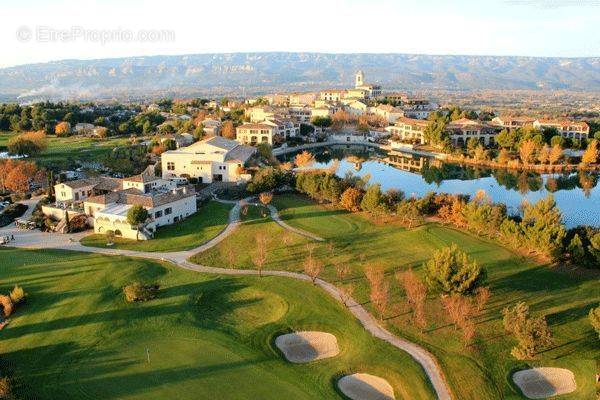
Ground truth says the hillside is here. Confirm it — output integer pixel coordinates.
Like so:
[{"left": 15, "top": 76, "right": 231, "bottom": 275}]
[{"left": 1, "top": 52, "right": 599, "bottom": 101}]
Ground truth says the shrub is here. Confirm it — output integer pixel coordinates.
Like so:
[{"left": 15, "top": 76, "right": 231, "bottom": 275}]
[
  {"left": 0, "top": 295, "right": 13, "bottom": 317},
  {"left": 0, "top": 376, "right": 11, "bottom": 399},
  {"left": 123, "top": 282, "right": 159, "bottom": 302},
  {"left": 502, "top": 302, "right": 553, "bottom": 360},
  {"left": 340, "top": 187, "right": 363, "bottom": 212},
  {"left": 9, "top": 285, "right": 26, "bottom": 305}
]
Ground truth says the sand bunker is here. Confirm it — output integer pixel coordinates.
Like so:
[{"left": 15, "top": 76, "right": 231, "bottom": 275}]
[
  {"left": 275, "top": 331, "right": 339, "bottom": 363},
  {"left": 512, "top": 367, "right": 577, "bottom": 399},
  {"left": 338, "top": 373, "right": 395, "bottom": 400}
]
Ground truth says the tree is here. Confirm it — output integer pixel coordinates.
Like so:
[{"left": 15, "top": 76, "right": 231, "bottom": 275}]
[
  {"left": 360, "top": 183, "right": 383, "bottom": 214},
  {"left": 521, "top": 195, "right": 566, "bottom": 260},
  {"left": 339, "top": 284, "right": 354, "bottom": 308},
  {"left": 251, "top": 232, "right": 268, "bottom": 277},
  {"left": 126, "top": 205, "right": 149, "bottom": 241},
  {"left": 397, "top": 200, "right": 423, "bottom": 228},
  {"left": 123, "top": 282, "right": 158, "bottom": 302},
  {"left": 397, "top": 268, "right": 428, "bottom": 329},
  {"left": 475, "top": 286, "right": 491, "bottom": 313},
  {"left": 340, "top": 187, "right": 363, "bottom": 212},
  {"left": 548, "top": 144, "right": 563, "bottom": 165},
  {"left": 567, "top": 234, "right": 585, "bottom": 264},
  {"left": 221, "top": 121, "right": 235, "bottom": 139},
  {"left": 424, "top": 244, "right": 485, "bottom": 295},
  {"left": 7, "top": 131, "right": 47, "bottom": 155},
  {"left": 311, "top": 116, "right": 332, "bottom": 128},
  {"left": 9, "top": 285, "right": 26, "bottom": 305},
  {"left": 519, "top": 139, "right": 538, "bottom": 165},
  {"left": 496, "top": 129, "right": 519, "bottom": 150},
  {"left": 502, "top": 302, "right": 553, "bottom": 359},
  {"left": 294, "top": 151, "right": 315, "bottom": 167},
  {"left": 365, "top": 265, "right": 389, "bottom": 320},
  {"left": 258, "top": 192, "right": 273, "bottom": 206},
  {"left": 581, "top": 139, "right": 599, "bottom": 165},
  {"left": 589, "top": 306, "right": 600, "bottom": 339},
  {"left": 537, "top": 144, "right": 550, "bottom": 164},
  {"left": 105, "top": 230, "right": 115, "bottom": 245},
  {"left": 335, "top": 261, "right": 350, "bottom": 282},
  {"left": 303, "top": 248, "right": 323, "bottom": 284},
  {"left": 55, "top": 121, "right": 71, "bottom": 136}
]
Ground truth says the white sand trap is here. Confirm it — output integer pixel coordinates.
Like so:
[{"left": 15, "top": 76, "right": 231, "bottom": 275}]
[
  {"left": 338, "top": 373, "right": 395, "bottom": 400},
  {"left": 275, "top": 331, "right": 339, "bottom": 363},
  {"left": 512, "top": 368, "right": 577, "bottom": 399}
]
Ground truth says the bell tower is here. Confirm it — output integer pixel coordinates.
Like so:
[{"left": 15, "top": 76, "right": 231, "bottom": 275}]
[{"left": 355, "top": 70, "right": 364, "bottom": 88}]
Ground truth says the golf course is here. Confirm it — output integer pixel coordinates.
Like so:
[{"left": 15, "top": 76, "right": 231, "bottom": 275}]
[
  {"left": 191, "top": 193, "right": 599, "bottom": 400},
  {"left": 0, "top": 247, "right": 437, "bottom": 399}
]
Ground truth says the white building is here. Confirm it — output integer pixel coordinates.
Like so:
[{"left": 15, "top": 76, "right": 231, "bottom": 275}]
[
  {"left": 236, "top": 123, "right": 278, "bottom": 145},
  {"left": 201, "top": 118, "right": 222, "bottom": 136},
  {"left": 353, "top": 71, "right": 382, "bottom": 99},
  {"left": 50, "top": 173, "right": 196, "bottom": 240},
  {"left": 532, "top": 119, "right": 590, "bottom": 140},
  {"left": 346, "top": 100, "right": 368, "bottom": 117},
  {"left": 372, "top": 104, "right": 404, "bottom": 123},
  {"left": 162, "top": 136, "right": 256, "bottom": 183},
  {"left": 385, "top": 117, "right": 429, "bottom": 144}
]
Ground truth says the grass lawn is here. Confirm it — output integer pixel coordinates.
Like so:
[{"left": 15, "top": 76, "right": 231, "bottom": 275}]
[
  {"left": 191, "top": 192, "right": 599, "bottom": 400},
  {"left": 80, "top": 201, "right": 233, "bottom": 252},
  {"left": 0, "top": 132, "right": 130, "bottom": 169},
  {"left": 0, "top": 247, "right": 437, "bottom": 399}
]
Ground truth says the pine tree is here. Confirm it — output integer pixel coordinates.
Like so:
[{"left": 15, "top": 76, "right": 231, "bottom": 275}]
[
  {"left": 567, "top": 234, "right": 585, "bottom": 264},
  {"left": 502, "top": 302, "right": 553, "bottom": 360},
  {"left": 360, "top": 184, "right": 383, "bottom": 214},
  {"left": 589, "top": 306, "right": 600, "bottom": 339},
  {"left": 424, "top": 244, "right": 485, "bottom": 295}
]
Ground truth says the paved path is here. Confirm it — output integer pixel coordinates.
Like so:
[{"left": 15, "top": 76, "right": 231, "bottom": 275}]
[
  {"left": 266, "top": 204, "right": 325, "bottom": 241},
  {"left": 0, "top": 197, "right": 452, "bottom": 400}
]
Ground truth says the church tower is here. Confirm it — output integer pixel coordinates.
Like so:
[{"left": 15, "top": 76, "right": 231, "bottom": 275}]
[{"left": 355, "top": 70, "right": 364, "bottom": 88}]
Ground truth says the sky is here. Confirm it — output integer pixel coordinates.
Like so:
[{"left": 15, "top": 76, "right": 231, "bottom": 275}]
[{"left": 0, "top": 0, "right": 599, "bottom": 68}]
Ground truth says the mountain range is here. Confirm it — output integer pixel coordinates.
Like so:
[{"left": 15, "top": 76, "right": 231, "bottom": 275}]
[{"left": 1, "top": 52, "right": 599, "bottom": 102}]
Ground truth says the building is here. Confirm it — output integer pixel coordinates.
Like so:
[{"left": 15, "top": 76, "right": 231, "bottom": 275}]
[
  {"left": 236, "top": 123, "right": 278, "bottom": 145},
  {"left": 288, "top": 106, "right": 312, "bottom": 123},
  {"left": 319, "top": 90, "right": 345, "bottom": 102},
  {"left": 491, "top": 116, "right": 537, "bottom": 129},
  {"left": 353, "top": 71, "right": 382, "bottom": 99},
  {"left": 201, "top": 118, "right": 222, "bottom": 136},
  {"left": 372, "top": 104, "right": 404, "bottom": 123},
  {"left": 445, "top": 118, "right": 499, "bottom": 147},
  {"left": 289, "top": 92, "right": 317, "bottom": 106},
  {"left": 162, "top": 136, "right": 256, "bottom": 183},
  {"left": 49, "top": 173, "right": 196, "bottom": 240},
  {"left": 263, "top": 118, "right": 300, "bottom": 138},
  {"left": 74, "top": 123, "right": 96, "bottom": 135},
  {"left": 532, "top": 120, "right": 590, "bottom": 140},
  {"left": 385, "top": 117, "right": 429, "bottom": 144},
  {"left": 346, "top": 100, "right": 368, "bottom": 116}
]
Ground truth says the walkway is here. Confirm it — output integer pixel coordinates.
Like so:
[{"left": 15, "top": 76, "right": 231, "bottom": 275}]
[{"left": 0, "top": 196, "right": 452, "bottom": 400}]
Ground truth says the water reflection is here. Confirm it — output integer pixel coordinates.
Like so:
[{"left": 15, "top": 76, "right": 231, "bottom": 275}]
[{"left": 280, "top": 145, "right": 600, "bottom": 228}]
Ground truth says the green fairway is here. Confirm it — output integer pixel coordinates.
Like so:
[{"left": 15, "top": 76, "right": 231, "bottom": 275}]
[
  {"left": 81, "top": 201, "right": 233, "bottom": 252},
  {"left": 0, "top": 132, "right": 129, "bottom": 169},
  {"left": 191, "top": 192, "right": 599, "bottom": 400},
  {"left": 0, "top": 247, "right": 437, "bottom": 399}
]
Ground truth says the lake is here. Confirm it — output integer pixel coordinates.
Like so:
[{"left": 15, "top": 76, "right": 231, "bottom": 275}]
[{"left": 279, "top": 145, "right": 600, "bottom": 228}]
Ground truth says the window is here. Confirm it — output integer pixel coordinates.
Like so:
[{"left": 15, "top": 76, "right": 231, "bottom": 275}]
[
  {"left": 165, "top": 207, "right": 172, "bottom": 215},
  {"left": 155, "top": 210, "right": 163, "bottom": 218},
  {"left": 167, "top": 162, "right": 175, "bottom": 171}
]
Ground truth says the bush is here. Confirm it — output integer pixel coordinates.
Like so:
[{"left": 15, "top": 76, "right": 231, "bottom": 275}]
[
  {"left": 123, "top": 282, "right": 159, "bottom": 302},
  {"left": 67, "top": 214, "right": 88, "bottom": 233},
  {"left": 0, "top": 295, "right": 13, "bottom": 317},
  {"left": 9, "top": 285, "right": 26, "bottom": 305},
  {"left": 0, "top": 376, "right": 11, "bottom": 399},
  {"left": 247, "top": 167, "right": 292, "bottom": 193}
]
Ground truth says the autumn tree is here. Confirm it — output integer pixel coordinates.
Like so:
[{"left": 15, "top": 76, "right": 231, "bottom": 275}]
[
  {"left": 55, "top": 121, "right": 72, "bottom": 136},
  {"left": 441, "top": 294, "right": 477, "bottom": 346},
  {"left": 496, "top": 148, "right": 511, "bottom": 164},
  {"left": 474, "top": 286, "right": 491, "bottom": 313},
  {"left": 221, "top": 244, "right": 236, "bottom": 267},
  {"left": 259, "top": 192, "right": 273, "bottom": 207},
  {"left": 294, "top": 150, "right": 315, "bottom": 167},
  {"left": 548, "top": 144, "right": 563, "bottom": 165},
  {"left": 397, "top": 268, "right": 428, "bottom": 329},
  {"left": 519, "top": 139, "right": 538, "bottom": 165},
  {"left": 502, "top": 302, "right": 553, "bottom": 360},
  {"left": 339, "top": 284, "right": 354, "bottom": 308},
  {"left": 424, "top": 244, "right": 485, "bottom": 295},
  {"left": 581, "top": 139, "right": 599, "bottom": 165},
  {"left": 537, "top": 144, "right": 551, "bottom": 164},
  {"left": 340, "top": 187, "right": 363, "bottom": 212},
  {"left": 303, "top": 250, "right": 324, "bottom": 284},
  {"left": 251, "top": 232, "right": 268, "bottom": 277},
  {"left": 221, "top": 121, "right": 235, "bottom": 139},
  {"left": 335, "top": 261, "right": 350, "bottom": 282}
]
